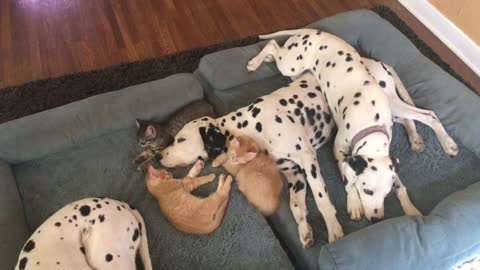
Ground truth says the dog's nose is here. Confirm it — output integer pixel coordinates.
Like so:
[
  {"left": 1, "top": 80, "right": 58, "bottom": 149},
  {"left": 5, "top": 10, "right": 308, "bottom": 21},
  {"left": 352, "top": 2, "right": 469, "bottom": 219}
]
[
  {"left": 153, "top": 153, "right": 162, "bottom": 162},
  {"left": 370, "top": 217, "right": 383, "bottom": 224}
]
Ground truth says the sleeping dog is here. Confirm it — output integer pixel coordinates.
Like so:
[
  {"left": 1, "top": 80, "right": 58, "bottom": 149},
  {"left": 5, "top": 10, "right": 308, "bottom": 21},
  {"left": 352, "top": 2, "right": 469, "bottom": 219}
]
[{"left": 247, "top": 29, "right": 459, "bottom": 221}]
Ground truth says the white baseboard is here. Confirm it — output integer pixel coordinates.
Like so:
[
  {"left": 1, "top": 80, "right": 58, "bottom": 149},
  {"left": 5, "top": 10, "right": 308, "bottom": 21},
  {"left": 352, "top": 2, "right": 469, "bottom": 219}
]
[{"left": 398, "top": 0, "right": 480, "bottom": 76}]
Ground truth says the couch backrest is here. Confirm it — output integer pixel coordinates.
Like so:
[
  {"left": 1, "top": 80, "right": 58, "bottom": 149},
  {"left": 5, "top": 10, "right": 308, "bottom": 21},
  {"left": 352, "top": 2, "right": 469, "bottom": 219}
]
[{"left": 0, "top": 73, "right": 204, "bottom": 164}]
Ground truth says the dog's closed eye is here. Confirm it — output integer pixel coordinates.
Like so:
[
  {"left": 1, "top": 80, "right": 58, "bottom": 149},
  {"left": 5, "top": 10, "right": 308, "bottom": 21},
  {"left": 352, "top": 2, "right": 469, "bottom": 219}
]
[
  {"left": 177, "top": 137, "right": 186, "bottom": 143},
  {"left": 363, "top": 189, "right": 374, "bottom": 196}
]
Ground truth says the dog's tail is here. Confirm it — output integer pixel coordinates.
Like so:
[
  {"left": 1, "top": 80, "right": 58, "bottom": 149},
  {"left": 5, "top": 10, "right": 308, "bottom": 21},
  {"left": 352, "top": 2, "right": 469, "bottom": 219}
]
[
  {"left": 259, "top": 28, "right": 318, "bottom": 39},
  {"left": 130, "top": 208, "right": 153, "bottom": 270}
]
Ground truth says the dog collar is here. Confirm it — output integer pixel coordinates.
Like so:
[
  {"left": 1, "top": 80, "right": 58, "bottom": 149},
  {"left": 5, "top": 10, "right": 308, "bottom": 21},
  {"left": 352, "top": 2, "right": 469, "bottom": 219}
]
[{"left": 350, "top": 125, "right": 389, "bottom": 151}]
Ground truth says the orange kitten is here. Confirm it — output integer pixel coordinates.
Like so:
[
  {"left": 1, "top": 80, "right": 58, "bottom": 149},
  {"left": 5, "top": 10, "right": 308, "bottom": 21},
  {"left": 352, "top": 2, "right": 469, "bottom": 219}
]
[
  {"left": 145, "top": 161, "right": 232, "bottom": 234},
  {"left": 213, "top": 136, "right": 282, "bottom": 216}
]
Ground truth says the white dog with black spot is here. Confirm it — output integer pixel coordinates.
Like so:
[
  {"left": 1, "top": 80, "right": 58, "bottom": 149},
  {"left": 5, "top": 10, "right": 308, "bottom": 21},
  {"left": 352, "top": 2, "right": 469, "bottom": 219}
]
[
  {"left": 15, "top": 198, "right": 152, "bottom": 270},
  {"left": 247, "top": 29, "right": 458, "bottom": 222}
]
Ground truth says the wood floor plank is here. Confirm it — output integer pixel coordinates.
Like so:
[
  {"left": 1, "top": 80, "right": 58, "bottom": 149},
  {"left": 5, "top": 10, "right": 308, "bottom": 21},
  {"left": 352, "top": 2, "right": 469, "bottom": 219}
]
[{"left": 0, "top": 0, "right": 478, "bottom": 93}]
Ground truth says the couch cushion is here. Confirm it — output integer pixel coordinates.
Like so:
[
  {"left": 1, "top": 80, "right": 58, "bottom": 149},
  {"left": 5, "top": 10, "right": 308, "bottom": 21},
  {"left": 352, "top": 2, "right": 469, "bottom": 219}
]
[
  {"left": 318, "top": 181, "right": 480, "bottom": 270},
  {"left": 0, "top": 73, "right": 203, "bottom": 164},
  {"left": 0, "top": 160, "right": 29, "bottom": 269},
  {"left": 13, "top": 126, "right": 294, "bottom": 270},
  {"left": 195, "top": 9, "right": 480, "bottom": 270}
]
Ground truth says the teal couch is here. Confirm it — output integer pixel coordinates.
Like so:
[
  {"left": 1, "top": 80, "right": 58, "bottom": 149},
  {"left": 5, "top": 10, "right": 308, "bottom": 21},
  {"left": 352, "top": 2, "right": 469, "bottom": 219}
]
[{"left": 1, "top": 9, "right": 480, "bottom": 270}]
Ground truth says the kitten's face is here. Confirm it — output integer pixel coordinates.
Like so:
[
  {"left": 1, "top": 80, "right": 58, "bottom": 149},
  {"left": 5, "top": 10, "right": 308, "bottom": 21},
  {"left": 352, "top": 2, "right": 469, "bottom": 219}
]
[
  {"left": 136, "top": 120, "right": 171, "bottom": 149},
  {"left": 229, "top": 136, "right": 258, "bottom": 164}
]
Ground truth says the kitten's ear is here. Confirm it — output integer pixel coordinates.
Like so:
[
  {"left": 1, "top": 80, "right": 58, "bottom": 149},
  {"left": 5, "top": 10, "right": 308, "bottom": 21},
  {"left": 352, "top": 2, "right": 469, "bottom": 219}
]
[
  {"left": 147, "top": 165, "right": 160, "bottom": 178},
  {"left": 145, "top": 125, "right": 157, "bottom": 139},
  {"left": 230, "top": 137, "right": 240, "bottom": 148},
  {"left": 246, "top": 141, "right": 259, "bottom": 154},
  {"left": 242, "top": 152, "right": 257, "bottom": 162}
]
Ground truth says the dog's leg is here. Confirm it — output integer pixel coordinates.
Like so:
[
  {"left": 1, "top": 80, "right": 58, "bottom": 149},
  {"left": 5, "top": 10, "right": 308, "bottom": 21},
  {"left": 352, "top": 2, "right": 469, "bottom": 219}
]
[
  {"left": 296, "top": 149, "right": 344, "bottom": 243},
  {"left": 388, "top": 68, "right": 425, "bottom": 153},
  {"left": 187, "top": 160, "right": 205, "bottom": 178},
  {"left": 279, "top": 161, "right": 314, "bottom": 248},
  {"left": 129, "top": 209, "right": 153, "bottom": 270},
  {"left": 393, "top": 175, "right": 422, "bottom": 216},
  {"left": 247, "top": 40, "right": 281, "bottom": 71},
  {"left": 390, "top": 99, "right": 459, "bottom": 156},
  {"left": 334, "top": 143, "right": 364, "bottom": 220}
]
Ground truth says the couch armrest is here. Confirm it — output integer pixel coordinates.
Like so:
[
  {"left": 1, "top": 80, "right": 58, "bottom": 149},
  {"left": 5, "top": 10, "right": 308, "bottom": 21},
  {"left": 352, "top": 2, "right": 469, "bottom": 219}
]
[{"left": 0, "top": 160, "right": 29, "bottom": 269}]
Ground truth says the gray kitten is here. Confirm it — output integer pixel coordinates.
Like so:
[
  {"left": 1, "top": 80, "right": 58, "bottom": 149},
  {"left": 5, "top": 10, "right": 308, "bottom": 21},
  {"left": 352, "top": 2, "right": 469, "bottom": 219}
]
[{"left": 134, "top": 100, "right": 215, "bottom": 170}]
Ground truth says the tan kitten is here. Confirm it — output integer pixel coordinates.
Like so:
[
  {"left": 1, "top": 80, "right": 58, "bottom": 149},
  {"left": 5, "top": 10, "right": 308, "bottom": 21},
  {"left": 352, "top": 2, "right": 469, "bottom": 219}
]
[
  {"left": 145, "top": 161, "right": 232, "bottom": 234},
  {"left": 213, "top": 136, "right": 282, "bottom": 216}
]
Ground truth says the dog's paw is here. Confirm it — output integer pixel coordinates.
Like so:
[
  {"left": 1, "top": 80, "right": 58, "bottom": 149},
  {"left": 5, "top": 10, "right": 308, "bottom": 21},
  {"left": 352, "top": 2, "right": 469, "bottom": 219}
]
[
  {"left": 347, "top": 193, "right": 364, "bottom": 221},
  {"left": 299, "top": 223, "right": 314, "bottom": 248},
  {"left": 442, "top": 137, "right": 459, "bottom": 157},
  {"left": 246, "top": 57, "right": 263, "bottom": 71},
  {"left": 410, "top": 135, "right": 425, "bottom": 153},
  {"left": 327, "top": 220, "right": 344, "bottom": 243}
]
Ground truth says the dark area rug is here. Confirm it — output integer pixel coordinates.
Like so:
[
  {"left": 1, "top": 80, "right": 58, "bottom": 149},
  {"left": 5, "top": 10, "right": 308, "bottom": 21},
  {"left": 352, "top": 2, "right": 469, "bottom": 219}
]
[{"left": 0, "top": 5, "right": 476, "bottom": 124}]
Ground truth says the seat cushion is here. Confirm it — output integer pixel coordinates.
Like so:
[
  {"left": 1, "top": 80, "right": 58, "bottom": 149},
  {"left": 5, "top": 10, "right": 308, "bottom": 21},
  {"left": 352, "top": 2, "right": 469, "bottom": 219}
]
[
  {"left": 195, "top": 9, "right": 480, "bottom": 270},
  {"left": 13, "top": 127, "right": 294, "bottom": 270}
]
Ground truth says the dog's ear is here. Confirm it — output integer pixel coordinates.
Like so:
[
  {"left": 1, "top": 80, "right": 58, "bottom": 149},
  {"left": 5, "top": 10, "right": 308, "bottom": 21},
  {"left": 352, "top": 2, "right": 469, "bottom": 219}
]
[
  {"left": 199, "top": 124, "right": 226, "bottom": 160},
  {"left": 344, "top": 155, "right": 368, "bottom": 176}
]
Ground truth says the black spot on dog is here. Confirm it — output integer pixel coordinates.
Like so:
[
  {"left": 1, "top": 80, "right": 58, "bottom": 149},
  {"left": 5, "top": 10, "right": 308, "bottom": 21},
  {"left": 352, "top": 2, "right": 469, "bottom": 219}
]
[
  {"left": 300, "top": 83, "right": 308, "bottom": 88},
  {"left": 231, "top": 115, "right": 236, "bottom": 121},
  {"left": 99, "top": 215, "right": 105, "bottom": 222},
  {"left": 347, "top": 67, "right": 353, "bottom": 72},
  {"left": 297, "top": 101, "right": 304, "bottom": 108},
  {"left": 55, "top": 222, "right": 61, "bottom": 227},
  {"left": 332, "top": 62, "right": 336, "bottom": 68},
  {"left": 177, "top": 137, "right": 186, "bottom": 143},
  {"left": 338, "top": 50, "right": 344, "bottom": 55},
  {"left": 256, "top": 122, "right": 262, "bottom": 132},
  {"left": 236, "top": 112, "right": 242, "bottom": 117},
  {"left": 368, "top": 158, "right": 374, "bottom": 162},
  {"left": 294, "top": 108, "right": 301, "bottom": 116},
  {"left": 201, "top": 117, "right": 209, "bottom": 121},
  {"left": 248, "top": 104, "right": 254, "bottom": 111},
  {"left": 106, "top": 254, "right": 113, "bottom": 262},
  {"left": 279, "top": 99, "right": 288, "bottom": 106},
  {"left": 371, "top": 166, "right": 378, "bottom": 171},
  {"left": 363, "top": 80, "right": 370, "bottom": 86},
  {"left": 23, "top": 240, "right": 35, "bottom": 252},
  {"left": 93, "top": 199, "right": 99, "bottom": 203},
  {"left": 354, "top": 92, "right": 361, "bottom": 98},
  {"left": 296, "top": 144, "right": 301, "bottom": 151},
  {"left": 237, "top": 123, "right": 242, "bottom": 129},
  {"left": 79, "top": 205, "right": 91, "bottom": 216},
  {"left": 371, "top": 100, "right": 376, "bottom": 106},
  {"left": 275, "top": 115, "right": 282, "bottom": 123},
  {"left": 310, "top": 164, "right": 317, "bottom": 178},
  {"left": 346, "top": 155, "right": 368, "bottom": 175},
  {"left": 287, "top": 116, "right": 295, "bottom": 123},
  {"left": 289, "top": 98, "right": 295, "bottom": 104},
  {"left": 96, "top": 204, "right": 102, "bottom": 209},
  {"left": 251, "top": 107, "right": 261, "bottom": 118},
  {"left": 300, "top": 116, "right": 305, "bottom": 126},
  {"left": 315, "top": 86, "right": 321, "bottom": 92},
  {"left": 346, "top": 56, "right": 353, "bottom": 62},
  {"left": 326, "top": 61, "right": 331, "bottom": 67},
  {"left": 319, "top": 136, "right": 326, "bottom": 144},
  {"left": 346, "top": 123, "right": 350, "bottom": 129},
  {"left": 80, "top": 247, "right": 86, "bottom": 254},
  {"left": 254, "top": 97, "right": 264, "bottom": 104},
  {"left": 19, "top": 257, "right": 28, "bottom": 270},
  {"left": 363, "top": 189, "right": 374, "bottom": 196},
  {"left": 379, "top": 80, "right": 386, "bottom": 88},
  {"left": 318, "top": 192, "right": 323, "bottom": 198},
  {"left": 117, "top": 206, "right": 121, "bottom": 211},
  {"left": 326, "top": 81, "right": 330, "bottom": 88},
  {"left": 375, "top": 113, "right": 380, "bottom": 121},
  {"left": 316, "top": 113, "right": 322, "bottom": 120},
  {"left": 132, "top": 228, "right": 140, "bottom": 241},
  {"left": 354, "top": 100, "right": 360, "bottom": 106},
  {"left": 308, "top": 92, "right": 317, "bottom": 98},
  {"left": 323, "top": 112, "right": 332, "bottom": 124},
  {"left": 292, "top": 180, "right": 305, "bottom": 193},
  {"left": 337, "top": 96, "right": 344, "bottom": 106},
  {"left": 291, "top": 68, "right": 295, "bottom": 72}
]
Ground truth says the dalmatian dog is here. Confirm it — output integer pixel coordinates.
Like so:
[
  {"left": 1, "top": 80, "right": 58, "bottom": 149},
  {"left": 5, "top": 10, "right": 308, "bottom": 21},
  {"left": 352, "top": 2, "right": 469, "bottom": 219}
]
[
  {"left": 15, "top": 198, "right": 152, "bottom": 270},
  {"left": 160, "top": 73, "right": 342, "bottom": 247},
  {"left": 247, "top": 29, "right": 459, "bottom": 222}
]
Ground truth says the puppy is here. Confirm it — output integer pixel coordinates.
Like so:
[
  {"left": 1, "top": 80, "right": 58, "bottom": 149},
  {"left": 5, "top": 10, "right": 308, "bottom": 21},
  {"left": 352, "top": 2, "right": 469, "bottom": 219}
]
[
  {"left": 145, "top": 161, "right": 233, "bottom": 234},
  {"left": 15, "top": 198, "right": 152, "bottom": 270},
  {"left": 213, "top": 135, "right": 283, "bottom": 216}
]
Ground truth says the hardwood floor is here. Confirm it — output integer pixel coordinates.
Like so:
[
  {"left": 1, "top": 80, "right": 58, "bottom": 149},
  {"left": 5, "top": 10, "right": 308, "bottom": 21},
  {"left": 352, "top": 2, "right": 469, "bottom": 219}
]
[{"left": 0, "top": 0, "right": 478, "bottom": 92}]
